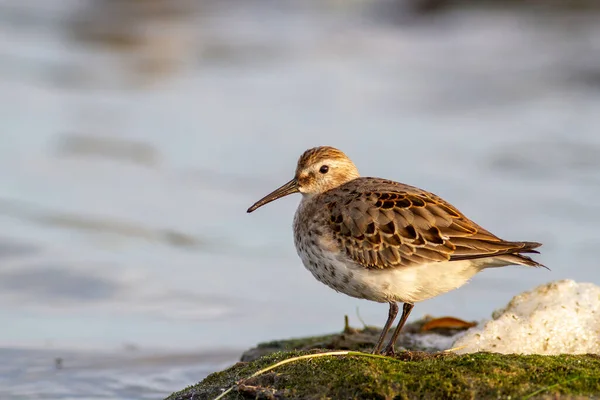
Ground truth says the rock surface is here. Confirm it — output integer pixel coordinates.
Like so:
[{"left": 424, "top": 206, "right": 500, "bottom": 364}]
[
  {"left": 240, "top": 315, "right": 471, "bottom": 362},
  {"left": 454, "top": 280, "right": 600, "bottom": 355},
  {"left": 167, "top": 351, "right": 600, "bottom": 400}
]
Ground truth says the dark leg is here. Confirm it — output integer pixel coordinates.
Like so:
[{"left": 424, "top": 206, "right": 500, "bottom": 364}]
[
  {"left": 382, "top": 303, "right": 414, "bottom": 356},
  {"left": 372, "top": 302, "right": 398, "bottom": 354}
]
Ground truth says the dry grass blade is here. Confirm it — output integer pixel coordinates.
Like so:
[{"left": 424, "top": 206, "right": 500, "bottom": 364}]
[
  {"left": 443, "top": 344, "right": 469, "bottom": 353},
  {"left": 212, "top": 350, "right": 399, "bottom": 400}
]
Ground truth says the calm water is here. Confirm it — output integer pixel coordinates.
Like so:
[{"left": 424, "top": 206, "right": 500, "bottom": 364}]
[
  {"left": 0, "top": 347, "right": 238, "bottom": 400},
  {"left": 1, "top": 0, "right": 600, "bottom": 398}
]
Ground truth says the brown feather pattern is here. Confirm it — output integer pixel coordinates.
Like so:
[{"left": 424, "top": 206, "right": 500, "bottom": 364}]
[{"left": 321, "top": 178, "right": 544, "bottom": 269}]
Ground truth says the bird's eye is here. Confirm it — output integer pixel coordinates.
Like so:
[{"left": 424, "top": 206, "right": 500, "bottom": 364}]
[{"left": 319, "top": 165, "right": 329, "bottom": 174}]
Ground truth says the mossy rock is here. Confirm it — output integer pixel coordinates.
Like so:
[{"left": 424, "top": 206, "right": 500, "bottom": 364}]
[
  {"left": 240, "top": 316, "right": 470, "bottom": 362},
  {"left": 168, "top": 350, "right": 600, "bottom": 400}
]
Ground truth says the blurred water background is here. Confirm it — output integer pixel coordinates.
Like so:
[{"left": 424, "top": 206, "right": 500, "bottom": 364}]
[{"left": 1, "top": 0, "right": 600, "bottom": 398}]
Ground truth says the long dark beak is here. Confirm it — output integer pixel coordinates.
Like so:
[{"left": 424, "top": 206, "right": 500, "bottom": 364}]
[{"left": 247, "top": 178, "right": 299, "bottom": 213}]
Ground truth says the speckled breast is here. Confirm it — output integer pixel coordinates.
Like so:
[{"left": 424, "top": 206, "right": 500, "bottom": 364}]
[
  {"left": 294, "top": 203, "right": 337, "bottom": 277},
  {"left": 293, "top": 201, "right": 371, "bottom": 299}
]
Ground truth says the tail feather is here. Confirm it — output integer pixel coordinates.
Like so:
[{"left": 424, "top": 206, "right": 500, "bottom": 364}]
[
  {"left": 498, "top": 253, "right": 547, "bottom": 269},
  {"left": 495, "top": 241, "right": 547, "bottom": 269},
  {"left": 451, "top": 240, "right": 547, "bottom": 269}
]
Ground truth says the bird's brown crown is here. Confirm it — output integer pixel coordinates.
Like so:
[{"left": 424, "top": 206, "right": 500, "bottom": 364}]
[{"left": 295, "top": 146, "right": 360, "bottom": 194}]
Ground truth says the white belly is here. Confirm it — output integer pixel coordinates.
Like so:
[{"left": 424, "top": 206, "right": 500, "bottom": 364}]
[{"left": 295, "top": 237, "right": 482, "bottom": 304}]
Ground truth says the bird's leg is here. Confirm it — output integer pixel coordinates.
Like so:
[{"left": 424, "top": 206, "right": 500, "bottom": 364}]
[
  {"left": 372, "top": 302, "right": 398, "bottom": 354},
  {"left": 382, "top": 303, "right": 414, "bottom": 356}
]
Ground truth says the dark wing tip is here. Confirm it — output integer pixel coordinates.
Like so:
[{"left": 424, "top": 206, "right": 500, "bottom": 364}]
[
  {"left": 521, "top": 241, "right": 543, "bottom": 250},
  {"left": 514, "top": 241, "right": 548, "bottom": 269}
]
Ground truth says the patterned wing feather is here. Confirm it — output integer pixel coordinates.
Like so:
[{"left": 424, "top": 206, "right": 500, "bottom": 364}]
[{"left": 326, "top": 178, "right": 543, "bottom": 269}]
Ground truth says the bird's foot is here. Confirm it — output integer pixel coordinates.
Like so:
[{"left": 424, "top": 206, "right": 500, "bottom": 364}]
[{"left": 382, "top": 345, "right": 396, "bottom": 357}]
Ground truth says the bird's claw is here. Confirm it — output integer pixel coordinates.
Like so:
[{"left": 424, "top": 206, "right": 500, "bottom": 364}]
[{"left": 382, "top": 346, "right": 396, "bottom": 357}]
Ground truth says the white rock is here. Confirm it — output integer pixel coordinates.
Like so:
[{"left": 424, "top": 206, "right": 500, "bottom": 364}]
[{"left": 453, "top": 280, "right": 600, "bottom": 355}]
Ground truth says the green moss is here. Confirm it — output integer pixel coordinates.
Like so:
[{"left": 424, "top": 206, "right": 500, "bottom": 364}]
[
  {"left": 167, "top": 350, "right": 600, "bottom": 400},
  {"left": 239, "top": 317, "right": 467, "bottom": 362},
  {"left": 257, "top": 334, "right": 341, "bottom": 351}
]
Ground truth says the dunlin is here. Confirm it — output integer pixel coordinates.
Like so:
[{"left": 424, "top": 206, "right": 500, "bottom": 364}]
[{"left": 247, "top": 146, "right": 544, "bottom": 356}]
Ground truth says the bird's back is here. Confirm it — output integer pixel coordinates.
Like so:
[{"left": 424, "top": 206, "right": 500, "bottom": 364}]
[{"left": 304, "top": 177, "right": 543, "bottom": 270}]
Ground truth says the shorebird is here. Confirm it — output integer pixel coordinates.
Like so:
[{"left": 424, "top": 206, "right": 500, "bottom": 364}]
[{"left": 247, "top": 146, "right": 544, "bottom": 356}]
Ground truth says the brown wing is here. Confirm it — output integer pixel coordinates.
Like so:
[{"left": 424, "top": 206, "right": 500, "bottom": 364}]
[{"left": 326, "top": 179, "right": 543, "bottom": 269}]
